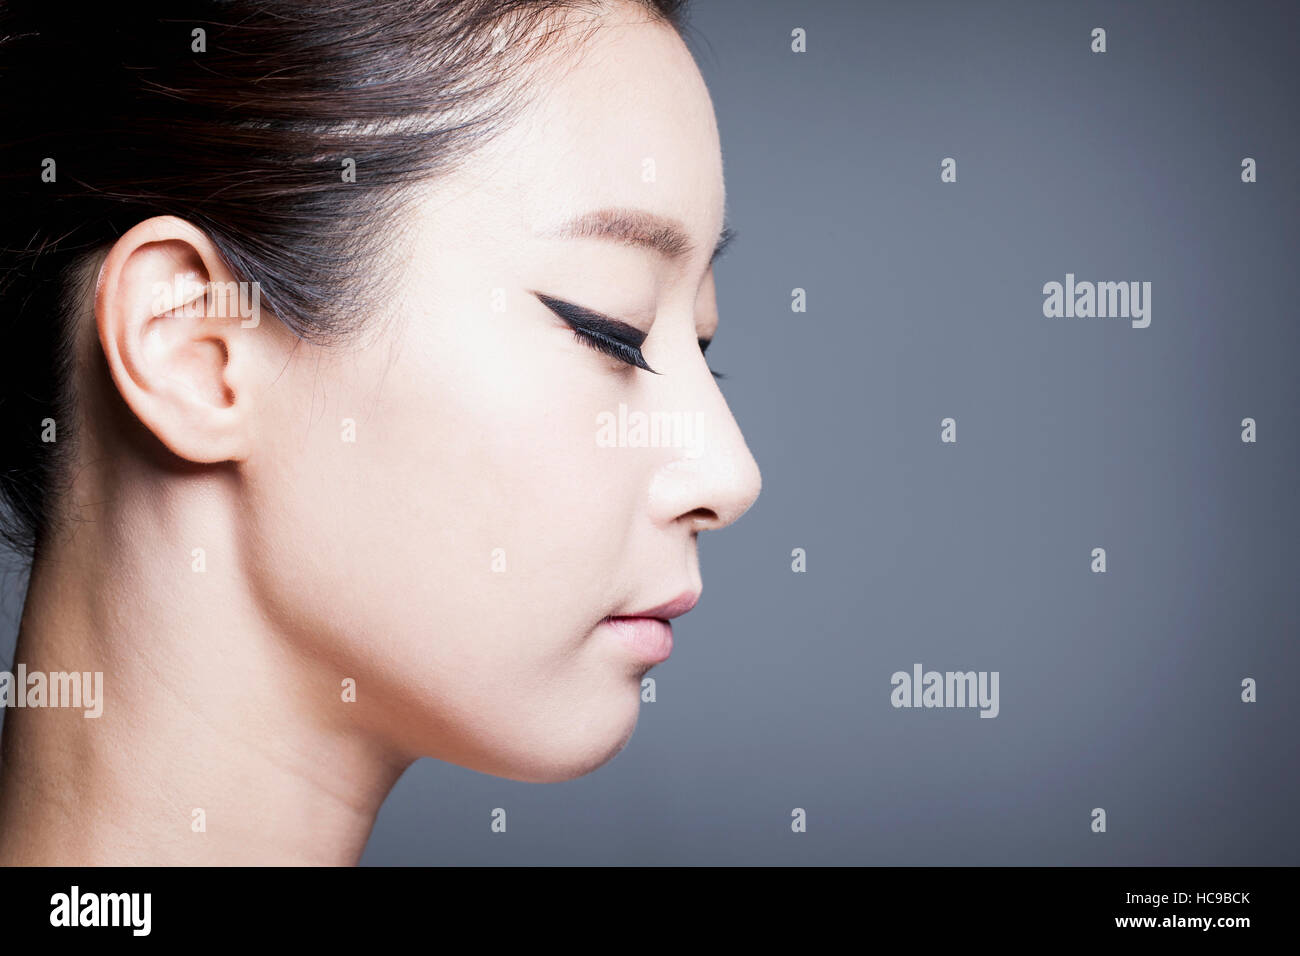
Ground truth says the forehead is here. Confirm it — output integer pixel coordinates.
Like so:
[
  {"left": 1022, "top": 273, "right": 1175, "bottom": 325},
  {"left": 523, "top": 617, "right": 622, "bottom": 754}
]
[{"left": 481, "top": 10, "right": 726, "bottom": 266}]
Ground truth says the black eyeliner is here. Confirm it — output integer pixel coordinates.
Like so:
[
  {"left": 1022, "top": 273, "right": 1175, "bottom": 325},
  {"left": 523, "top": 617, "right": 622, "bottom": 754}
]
[
  {"left": 570, "top": 326, "right": 657, "bottom": 373},
  {"left": 533, "top": 292, "right": 657, "bottom": 373},
  {"left": 533, "top": 293, "right": 646, "bottom": 345},
  {"left": 532, "top": 291, "right": 724, "bottom": 379}
]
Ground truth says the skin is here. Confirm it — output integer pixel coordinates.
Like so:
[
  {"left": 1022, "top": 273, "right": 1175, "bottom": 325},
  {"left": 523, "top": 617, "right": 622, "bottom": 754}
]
[{"left": 0, "top": 3, "right": 760, "bottom": 865}]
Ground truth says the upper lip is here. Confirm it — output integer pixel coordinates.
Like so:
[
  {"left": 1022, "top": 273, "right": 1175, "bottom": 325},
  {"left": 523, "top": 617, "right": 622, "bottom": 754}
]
[{"left": 611, "top": 590, "right": 700, "bottom": 621}]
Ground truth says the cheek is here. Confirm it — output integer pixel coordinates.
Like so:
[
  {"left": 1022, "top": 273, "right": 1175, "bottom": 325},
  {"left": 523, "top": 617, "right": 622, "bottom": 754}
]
[
  {"left": 385, "top": 298, "right": 647, "bottom": 640},
  {"left": 242, "top": 296, "right": 650, "bottom": 757}
]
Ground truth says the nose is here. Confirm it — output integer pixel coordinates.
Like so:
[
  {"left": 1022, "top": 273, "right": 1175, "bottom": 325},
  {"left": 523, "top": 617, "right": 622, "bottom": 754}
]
[{"left": 646, "top": 348, "right": 762, "bottom": 533}]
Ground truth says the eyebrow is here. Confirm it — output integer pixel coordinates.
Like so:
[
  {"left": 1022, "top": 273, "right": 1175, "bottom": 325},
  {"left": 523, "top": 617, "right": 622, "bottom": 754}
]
[{"left": 540, "top": 207, "right": 736, "bottom": 265}]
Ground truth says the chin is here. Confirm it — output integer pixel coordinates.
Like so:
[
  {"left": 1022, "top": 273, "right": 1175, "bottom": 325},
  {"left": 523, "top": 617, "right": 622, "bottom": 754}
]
[{"left": 466, "top": 689, "right": 645, "bottom": 784}]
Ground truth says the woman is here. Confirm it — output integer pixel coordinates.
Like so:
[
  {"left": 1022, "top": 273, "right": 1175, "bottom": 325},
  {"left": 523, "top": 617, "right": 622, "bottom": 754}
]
[{"left": 0, "top": 0, "right": 761, "bottom": 864}]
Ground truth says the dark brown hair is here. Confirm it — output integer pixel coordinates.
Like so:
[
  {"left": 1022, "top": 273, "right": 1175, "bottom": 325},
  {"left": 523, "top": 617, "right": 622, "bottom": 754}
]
[{"left": 0, "top": 0, "right": 691, "bottom": 557}]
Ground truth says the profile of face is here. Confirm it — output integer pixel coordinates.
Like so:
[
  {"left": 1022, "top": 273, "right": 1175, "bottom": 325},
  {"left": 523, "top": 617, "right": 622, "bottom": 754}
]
[{"left": 75, "top": 2, "right": 759, "bottom": 790}]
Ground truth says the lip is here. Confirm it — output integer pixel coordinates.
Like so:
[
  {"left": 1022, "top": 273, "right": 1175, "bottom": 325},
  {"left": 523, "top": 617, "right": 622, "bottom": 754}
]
[
  {"left": 617, "top": 590, "right": 700, "bottom": 621},
  {"left": 601, "top": 591, "right": 700, "bottom": 664}
]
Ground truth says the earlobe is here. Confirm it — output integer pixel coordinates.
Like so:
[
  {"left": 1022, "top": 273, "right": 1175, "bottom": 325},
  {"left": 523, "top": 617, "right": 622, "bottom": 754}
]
[{"left": 94, "top": 216, "right": 264, "bottom": 465}]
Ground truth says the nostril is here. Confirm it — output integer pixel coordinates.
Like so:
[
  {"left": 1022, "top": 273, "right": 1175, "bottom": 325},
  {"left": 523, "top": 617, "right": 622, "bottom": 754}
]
[{"left": 686, "top": 506, "right": 719, "bottom": 529}]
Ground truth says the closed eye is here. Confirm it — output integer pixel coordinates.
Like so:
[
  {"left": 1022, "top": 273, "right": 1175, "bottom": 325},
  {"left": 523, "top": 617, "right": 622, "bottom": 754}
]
[
  {"left": 532, "top": 292, "right": 656, "bottom": 373},
  {"left": 532, "top": 291, "right": 724, "bottom": 379},
  {"left": 571, "top": 324, "right": 656, "bottom": 372}
]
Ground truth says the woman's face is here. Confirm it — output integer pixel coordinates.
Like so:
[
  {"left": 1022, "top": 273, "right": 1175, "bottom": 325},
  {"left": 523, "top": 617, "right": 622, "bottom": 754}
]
[{"left": 242, "top": 7, "right": 761, "bottom": 781}]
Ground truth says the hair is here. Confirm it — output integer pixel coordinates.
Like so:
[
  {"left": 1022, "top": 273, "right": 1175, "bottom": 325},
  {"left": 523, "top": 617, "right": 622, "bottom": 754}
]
[{"left": 0, "top": 0, "right": 691, "bottom": 559}]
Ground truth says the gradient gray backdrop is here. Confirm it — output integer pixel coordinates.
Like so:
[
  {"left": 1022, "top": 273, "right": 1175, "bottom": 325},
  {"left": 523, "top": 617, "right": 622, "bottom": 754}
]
[{"left": 2, "top": 0, "right": 1296, "bottom": 864}]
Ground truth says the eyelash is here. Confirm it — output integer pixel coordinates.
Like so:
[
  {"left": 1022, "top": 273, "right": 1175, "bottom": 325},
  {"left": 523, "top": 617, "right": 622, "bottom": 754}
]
[
  {"left": 571, "top": 327, "right": 725, "bottom": 380},
  {"left": 570, "top": 326, "right": 656, "bottom": 373},
  {"left": 540, "top": 296, "right": 724, "bottom": 380}
]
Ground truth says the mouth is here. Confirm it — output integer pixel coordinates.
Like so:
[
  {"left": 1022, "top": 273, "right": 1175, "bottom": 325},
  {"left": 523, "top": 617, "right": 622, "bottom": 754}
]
[{"left": 601, "top": 590, "right": 700, "bottom": 664}]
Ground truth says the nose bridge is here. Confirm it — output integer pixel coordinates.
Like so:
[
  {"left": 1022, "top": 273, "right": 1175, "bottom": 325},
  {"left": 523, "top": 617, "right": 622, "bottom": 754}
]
[{"left": 645, "top": 340, "right": 762, "bottom": 531}]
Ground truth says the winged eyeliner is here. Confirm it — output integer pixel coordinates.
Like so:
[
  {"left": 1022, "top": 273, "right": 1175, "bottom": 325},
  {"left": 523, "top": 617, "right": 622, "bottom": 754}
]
[{"left": 532, "top": 291, "right": 722, "bottom": 379}]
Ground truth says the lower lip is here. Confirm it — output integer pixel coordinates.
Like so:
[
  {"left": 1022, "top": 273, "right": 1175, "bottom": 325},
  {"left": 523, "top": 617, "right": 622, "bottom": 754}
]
[{"left": 601, "top": 616, "right": 673, "bottom": 663}]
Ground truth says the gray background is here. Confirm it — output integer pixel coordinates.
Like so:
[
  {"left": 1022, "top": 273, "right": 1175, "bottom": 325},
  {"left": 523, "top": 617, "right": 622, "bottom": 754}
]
[{"left": 3, "top": 0, "right": 1297, "bottom": 864}]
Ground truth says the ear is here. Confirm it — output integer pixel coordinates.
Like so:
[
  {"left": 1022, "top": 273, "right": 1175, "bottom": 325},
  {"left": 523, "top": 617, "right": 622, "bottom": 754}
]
[{"left": 95, "top": 215, "right": 272, "bottom": 464}]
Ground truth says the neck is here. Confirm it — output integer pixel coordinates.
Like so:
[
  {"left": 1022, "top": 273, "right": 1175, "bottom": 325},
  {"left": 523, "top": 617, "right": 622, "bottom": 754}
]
[{"left": 0, "top": 482, "right": 409, "bottom": 865}]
